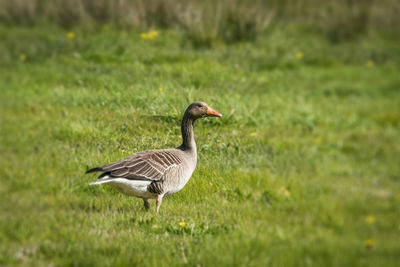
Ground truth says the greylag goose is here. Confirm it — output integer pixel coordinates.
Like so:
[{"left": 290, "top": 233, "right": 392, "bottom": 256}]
[{"left": 86, "top": 102, "right": 222, "bottom": 212}]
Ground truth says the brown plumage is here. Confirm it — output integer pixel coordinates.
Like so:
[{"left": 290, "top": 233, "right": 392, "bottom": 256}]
[{"left": 86, "top": 102, "right": 222, "bottom": 212}]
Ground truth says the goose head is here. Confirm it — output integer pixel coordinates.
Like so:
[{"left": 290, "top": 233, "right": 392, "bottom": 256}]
[{"left": 186, "top": 102, "right": 222, "bottom": 120}]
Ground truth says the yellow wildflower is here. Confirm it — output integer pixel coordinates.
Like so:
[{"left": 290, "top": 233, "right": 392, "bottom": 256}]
[
  {"left": 365, "top": 215, "right": 376, "bottom": 224},
  {"left": 179, "top": 135, "right": 182, "bottom": 139},
  {"left": 364, "top": 239, "right": 375, "bottom": 249},
  {"left": 67, "top": 32, "right": 75, "bottom": 40},
  {"left": 296, "top": 51, "right": 304, "bottom": 59},
  {"left": 250, "top": 132, "right": 258, "bottom": 137},
  {"left": 158, "top": 87, "right": 163, "bottom": 93},
  {"left": 148, "top": 30, "right": 158, "bottom": 39},
  {"left": 19, "top": 54, "right": 26, "bottom": 61},
  {"left": 140, "top": 30, "right": 158, "bottom": 40},
  {"left": 313, "top": 137, "right": 321, "bottom": 144},
  {"left": 366, "top": 60, "right": 374, "bottom": 67},
  {"left": 178, "top": 221, "right": 186, "bottom": 227},
  {"left": 281, "top": 187, "right": 290, "bottom": 197},
  {"left": 152, "top": 225, "right": 159, "bottom": 229}
]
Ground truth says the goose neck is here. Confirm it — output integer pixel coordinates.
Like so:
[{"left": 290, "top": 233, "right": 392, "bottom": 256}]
[{"left": 181, "top": 113, "right": 196, "bottom": 151}]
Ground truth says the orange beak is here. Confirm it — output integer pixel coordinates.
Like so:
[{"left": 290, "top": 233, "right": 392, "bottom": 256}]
[{"left": 207, "top": 107, "right": 222, "bottom": 117}]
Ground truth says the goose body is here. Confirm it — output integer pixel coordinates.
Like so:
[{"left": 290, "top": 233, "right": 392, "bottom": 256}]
[
  {"left": 86, "top": 102, "right": 221, "bottom": 212},
  {"left": 88, "top": 148, "right": 196, "bottom": 198}
]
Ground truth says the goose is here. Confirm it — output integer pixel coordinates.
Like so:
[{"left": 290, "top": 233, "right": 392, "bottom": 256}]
[{"left": 86, "top": 102, "right": 222, "bottom": 212}]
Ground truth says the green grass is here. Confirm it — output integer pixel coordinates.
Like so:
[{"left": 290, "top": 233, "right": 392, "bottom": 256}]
[{"left": 1, "top": 24, "right": 400, "bottom": 266}]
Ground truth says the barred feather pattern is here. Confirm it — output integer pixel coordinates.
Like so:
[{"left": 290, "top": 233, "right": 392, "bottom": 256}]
[
  {"left": 91, "top": 148, "right": 196, "bottom": 196},
  {"left": 98, "top": 150, "right": 182, "bottom": 180}
]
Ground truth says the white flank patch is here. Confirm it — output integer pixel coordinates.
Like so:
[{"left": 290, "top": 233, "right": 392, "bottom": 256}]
[{"left": 89, "top": 177, "right": 153, "bottom": 198}]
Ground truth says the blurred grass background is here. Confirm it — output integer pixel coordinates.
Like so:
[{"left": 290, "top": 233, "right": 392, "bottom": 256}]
[
  {"left": 1, "top": 0, "right": 400, "bottom": 45},
  {"left": 1, "top": 0, "right": 400, "bottom": 266}
]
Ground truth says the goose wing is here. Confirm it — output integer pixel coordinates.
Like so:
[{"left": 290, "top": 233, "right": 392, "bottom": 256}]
[{"left": 87, "top": 149, "right": 182, "bottom": 181}]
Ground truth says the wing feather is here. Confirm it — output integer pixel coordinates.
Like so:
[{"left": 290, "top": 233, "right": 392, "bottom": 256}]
[{"left": 89, "top": 149, "right": 182, "bottom": 182}]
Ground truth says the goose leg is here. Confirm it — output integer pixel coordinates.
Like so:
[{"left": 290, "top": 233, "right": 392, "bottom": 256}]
[
  {"left": 156, "top": 195, "right": 163, "bottom": 213},
  {"left": 143, "top": 198, "right": 150, "bottom": 211}
]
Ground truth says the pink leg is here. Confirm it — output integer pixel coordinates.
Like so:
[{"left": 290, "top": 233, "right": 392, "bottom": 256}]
[{"left": 156, "top": 195, "right": 163, "bottom": 213}]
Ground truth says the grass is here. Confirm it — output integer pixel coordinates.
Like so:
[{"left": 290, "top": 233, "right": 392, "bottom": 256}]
[
  {"left": 2, "top": 0, "right": 400, "bottom": 45},
  {"left": 1, "top": 23, "right": 400, "bottom": 266}
]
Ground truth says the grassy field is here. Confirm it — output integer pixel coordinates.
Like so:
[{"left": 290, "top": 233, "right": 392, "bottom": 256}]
[{"left": 1, "top": 23, "right": 400, "bottom": 266}]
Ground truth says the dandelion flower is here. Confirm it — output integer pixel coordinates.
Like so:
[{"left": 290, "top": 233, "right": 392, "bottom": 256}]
[
  {"left": 296, "top": 51, "right": 304, "bottom": 59},
  {"left": 364, "top": 239, "right": 375, "bottom": 249},
  {"left": 313, "top": 137, "right": 321, "bottom": 144},
  {"left": 179, "top": 221, "right": 186, "bottom": 227},
  {"left": 179, "top": 135, "right": 182, "bottom": 139},
  {"left": 140, "top": 30, "right": 158, "bottom": 40},
  {"left": 152, "top": 225, "right": 159, "bottom": 229},
  {"left": 67, "top": 32, "right": 75, "bottom": 40},
  {"left": 366, "top": 215, "right": 376, "bottom": 224},
  {"left": 281, "top": 187, "right": 290, "bottom": 197},
  {"left": 250, "top": 132, "right": 258, "bottom": 137},
  {"left": 148, "top": 30, "right": 158, "bottom": 40},
  {"left": 19, "top": 54, "right": 26, "bottom": 61},
  {"left": 158, "top": 87, "right": 163, "bottom": 93},
  {"left": 366, "top": 60, "right": 374, "bottom": 67}
]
